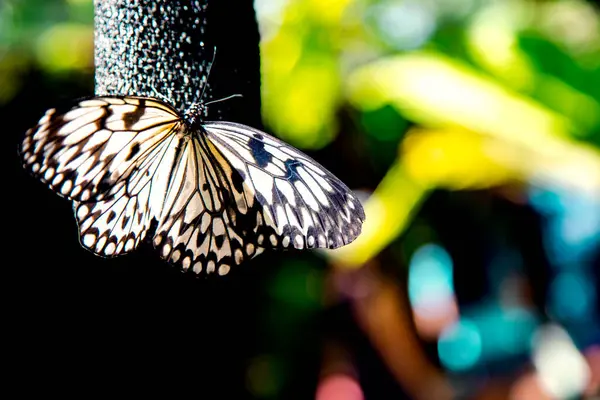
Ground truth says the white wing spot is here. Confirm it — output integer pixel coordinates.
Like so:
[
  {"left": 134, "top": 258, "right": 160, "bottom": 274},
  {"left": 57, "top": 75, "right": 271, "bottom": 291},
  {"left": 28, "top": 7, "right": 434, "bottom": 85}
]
[
  {"left": 162, "top": 243, "right": 171, "bottom": 257},
  {"left": 171, "top": 250, "right": 181, "bottom": 262},
  {"left": 246, "top": 243, "right": 255, "bottom": 256},
  {"left": 270, "top": 234, "right": 278, "bottom": 246},
  {"left": 234, "top": 249, "right": 244, "bottom": 265},
  {"left": 77, "top": 205, "right": 89, "bottom": 219},
  {"left": 96, "top": 236, "right": 107, "bottom": 251},
  {"left": 282, "top": 236, "right": 290, "bottom": 248},
  {"left": 105, "top": 242, "right": 116, "bottom": 256},
  {"left": 218, "top": 264, "right": 230, "bottom": 276},
  {"left": 318, "top": 235, "right": 327, "bottom": 247},
  {"left": 294, "top": 235, "right": 304, "bottom": 249},
  {"left": 82, "top": 234, "right": 96, "bottom": 247},
  {"left": 193, "top": 262, "right": 203, "bottom": 274},
  {"left": 60, "top": 181, "right": 73, "bottom": 195},
  {"left": 79, "top": 99, "right": 107, "bottom": 107},
  {"left": 206, "top": 260, "right": 216, "bottom": 273},
  {"left": 52, "top": 174, "right": 64, "bottom": 186},
  {"left": 44, "top": 168, "right": 55, "bottom": 180}
]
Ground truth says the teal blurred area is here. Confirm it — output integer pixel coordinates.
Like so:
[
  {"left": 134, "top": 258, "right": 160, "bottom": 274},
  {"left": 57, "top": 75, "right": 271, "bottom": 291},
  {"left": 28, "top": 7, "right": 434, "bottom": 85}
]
[{"left": 4, "top": 0, "right": 600, "bottom": 398}]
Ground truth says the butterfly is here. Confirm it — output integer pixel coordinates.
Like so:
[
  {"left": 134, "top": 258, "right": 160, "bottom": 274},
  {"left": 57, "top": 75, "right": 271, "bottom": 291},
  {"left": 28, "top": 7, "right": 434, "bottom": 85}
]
[{"left": 19, "top": 95, "right": 365, "bottom": 275}]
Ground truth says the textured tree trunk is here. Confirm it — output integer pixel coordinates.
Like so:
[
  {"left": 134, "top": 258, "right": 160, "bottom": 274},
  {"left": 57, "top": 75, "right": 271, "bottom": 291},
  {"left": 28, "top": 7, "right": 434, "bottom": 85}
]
[{"left": 94, "top": 0, "right": 262, "bottom": 126}]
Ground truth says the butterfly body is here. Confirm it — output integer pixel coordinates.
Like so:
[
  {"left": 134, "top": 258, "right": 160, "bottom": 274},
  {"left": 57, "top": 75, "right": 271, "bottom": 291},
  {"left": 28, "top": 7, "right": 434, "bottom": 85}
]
[
  {"left": 183, "top": 102, "right": 208, "bottom": 131},
  {"left": 21, "top": 96, "right": 365, "bottom": 275}
]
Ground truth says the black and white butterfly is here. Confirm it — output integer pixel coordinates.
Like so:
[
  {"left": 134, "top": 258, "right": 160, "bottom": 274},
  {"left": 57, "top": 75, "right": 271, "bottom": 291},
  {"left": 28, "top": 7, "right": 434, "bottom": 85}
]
[{"left": 19, "top": 95, "right": 365, "bottom": 275}]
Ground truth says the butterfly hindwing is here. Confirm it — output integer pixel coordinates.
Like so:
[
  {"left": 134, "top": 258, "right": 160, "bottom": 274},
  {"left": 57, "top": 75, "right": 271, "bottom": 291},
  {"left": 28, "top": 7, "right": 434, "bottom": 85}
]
[
  {"left": 73, "top": 124, "right": 188, "bottom": 259},
  {"left": 74, "top": 185, "right": 154, "bottom": 258},
  {"left": 150, "top": 134, "right": 262, "bottom": 275},
  {"left": 20, "top": 96, "right": 181, "bottom": 202}
]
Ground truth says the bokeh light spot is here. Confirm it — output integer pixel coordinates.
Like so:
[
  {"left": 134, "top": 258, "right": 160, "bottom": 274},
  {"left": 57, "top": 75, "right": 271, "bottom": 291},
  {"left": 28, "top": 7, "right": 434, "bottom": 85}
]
[
  {"left": 408, "top": 243, "right": 454, "bottom": 308},
  {"left": 35, "top": 22, "right": 93, "bottom": 73},
  {"left": 549, "top": 271, "right": 595, "bottom": 322},
  {"left": 367, "top": 1, "right": 435, "bottom": 50},
  {"left": 316, "top": 374, "right": 364, "bottom": 400},
  {"left": 533, "top": 324, "right": 590, "bottom": 399},
  {"left": 438, "top": 318, "right": 482, "bottom": 371}
]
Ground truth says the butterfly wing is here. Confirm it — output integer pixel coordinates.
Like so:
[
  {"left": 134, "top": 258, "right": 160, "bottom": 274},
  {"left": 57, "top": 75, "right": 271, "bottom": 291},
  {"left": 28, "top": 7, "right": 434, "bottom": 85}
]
[
  {"left": 72, "top": 131, "right": 186, "bottom": 259},
  {"left": 203, "top": 121, "right": 365, "bottom": 251},
  {"left": 74, "top": 185, "right": 154, "bottom": 257},
  {"left": 20, "top": 96, "right": 181, "bottom": 202}
]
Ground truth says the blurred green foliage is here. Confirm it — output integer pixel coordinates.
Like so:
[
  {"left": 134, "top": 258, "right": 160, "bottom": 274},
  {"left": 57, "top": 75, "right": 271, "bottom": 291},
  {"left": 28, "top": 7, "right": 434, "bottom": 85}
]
[{"left": 0, "top": 0, "right": 93, "bottom": 103}]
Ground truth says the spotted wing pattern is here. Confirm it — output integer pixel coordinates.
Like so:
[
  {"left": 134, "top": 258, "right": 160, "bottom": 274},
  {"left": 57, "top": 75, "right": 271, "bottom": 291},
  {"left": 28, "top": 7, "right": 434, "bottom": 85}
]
[
  {"left": 72, "top": 128, "right": 182, "bottom": 259},
  {"left": 204, "top": 122, "right": 365, "bottom": 250},
  {"left": 21, "top": 96, "right": 366, "bottom": 275},
  {"left": 20, "top": 96, "right": 181, "bottom": 202},
  {"left": 150, "top": 135, "right": 263, "bottom": 276},
  {"left": 150, "top": 121, "right": 365, "bottom": 276}
]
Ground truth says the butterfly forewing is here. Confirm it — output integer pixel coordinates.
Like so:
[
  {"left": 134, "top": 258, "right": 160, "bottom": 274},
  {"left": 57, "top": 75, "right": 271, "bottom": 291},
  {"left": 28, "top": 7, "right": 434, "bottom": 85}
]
[
  {"left": 20, "top": 96, "right": 181, "bottom": 202},
  {"left": 204, "top": 121, "right": 365, "bottom": 250}
]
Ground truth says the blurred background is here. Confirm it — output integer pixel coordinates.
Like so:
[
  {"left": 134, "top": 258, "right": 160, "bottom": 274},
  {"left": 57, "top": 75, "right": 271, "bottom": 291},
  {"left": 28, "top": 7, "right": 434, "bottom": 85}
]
[{"left": 3, "top": 0, "right": 600, "bottom": 399}]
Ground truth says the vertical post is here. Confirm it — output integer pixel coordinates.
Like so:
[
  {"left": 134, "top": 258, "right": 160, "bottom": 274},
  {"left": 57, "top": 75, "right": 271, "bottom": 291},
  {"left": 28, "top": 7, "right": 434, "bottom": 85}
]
[
  {"left": 88, "top": 4, "right": 264, "bottom": 393},
  {"left": 94, "top": 0, "right": 262, "bottom": 126}
]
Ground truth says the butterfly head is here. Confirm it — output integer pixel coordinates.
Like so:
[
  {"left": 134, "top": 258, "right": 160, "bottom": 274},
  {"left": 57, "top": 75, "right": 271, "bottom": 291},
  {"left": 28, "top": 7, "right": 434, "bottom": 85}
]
[
  {"left": 184, "top": 94, "right": 244, "bottom": 130},
  {"left": 184, "top": 102, "right": 207, "bottom": 130}
]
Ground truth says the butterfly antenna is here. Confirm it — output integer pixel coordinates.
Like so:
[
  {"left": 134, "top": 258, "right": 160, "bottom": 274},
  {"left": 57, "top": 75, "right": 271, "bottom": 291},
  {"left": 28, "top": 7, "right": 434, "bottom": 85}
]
[
  {"left": 204, "top": 93, "right": 243, "bottom": 106},
  {"left": 199, "top": 46, "right": 218, "bottom": 102},
  {"left": 148, "top": 83, "right": 172, "bottom": 105}
]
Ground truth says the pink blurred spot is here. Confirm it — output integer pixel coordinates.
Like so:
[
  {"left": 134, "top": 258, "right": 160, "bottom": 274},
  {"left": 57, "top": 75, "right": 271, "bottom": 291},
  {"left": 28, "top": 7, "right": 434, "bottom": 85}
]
[
  {"left": 509, "top": 372, "right": 552, "bottom": 400},
  {"left": 412, "top": 296, "right": 459, "bottom": 339},
  {"left": 316, "top": 374, "right": 364, "bottom": 400},
  {"left": 584, "top": 345, "right": 600, "bottom": 396}
]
